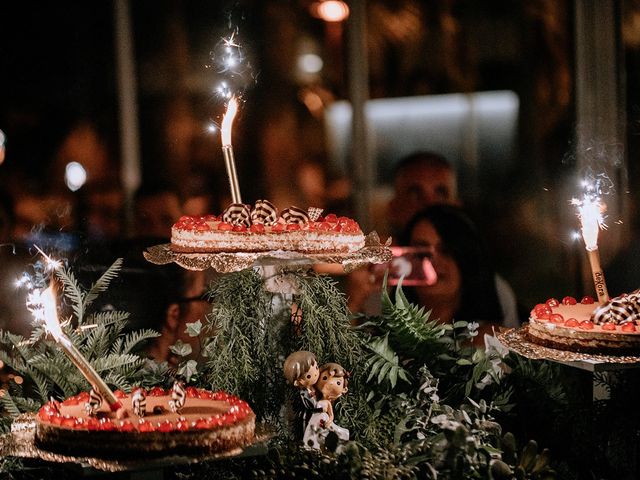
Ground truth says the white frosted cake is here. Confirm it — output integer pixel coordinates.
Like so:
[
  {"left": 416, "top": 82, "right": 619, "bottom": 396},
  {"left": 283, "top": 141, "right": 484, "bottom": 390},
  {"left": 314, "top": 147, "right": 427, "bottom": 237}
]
[{"left": 171, "top": 200, "right": 365, "bottom": 254}]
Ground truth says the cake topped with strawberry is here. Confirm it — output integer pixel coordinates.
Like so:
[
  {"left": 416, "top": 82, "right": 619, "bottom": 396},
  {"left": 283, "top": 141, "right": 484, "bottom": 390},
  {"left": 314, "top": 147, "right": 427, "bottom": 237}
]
[
  {"left": 35, "top": 386, "right": 255, "bottom": 458},
  {"left": 528, "top": 293, "right": 640, "bottom": 354},
  {"left": 171, "top": 200, "right": 365, "bottom": 254}
]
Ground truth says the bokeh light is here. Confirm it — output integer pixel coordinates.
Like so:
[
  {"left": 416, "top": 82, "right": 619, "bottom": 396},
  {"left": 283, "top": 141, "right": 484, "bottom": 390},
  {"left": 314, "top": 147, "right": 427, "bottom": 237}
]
[
  {"left": 65, "top": 161, "right": 87, "bottom": 192},
  {"left": 312, "top": 1, "right": 350, "bottom": 22},
  {"left": 297, "top": 53, "right": 324, "bottom": 74}
]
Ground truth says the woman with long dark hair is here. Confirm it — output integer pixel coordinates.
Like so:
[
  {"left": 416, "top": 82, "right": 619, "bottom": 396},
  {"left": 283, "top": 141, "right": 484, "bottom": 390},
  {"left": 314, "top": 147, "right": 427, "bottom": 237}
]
[{"left": 401, "top": 205, "right": 510, "bottom": 326}]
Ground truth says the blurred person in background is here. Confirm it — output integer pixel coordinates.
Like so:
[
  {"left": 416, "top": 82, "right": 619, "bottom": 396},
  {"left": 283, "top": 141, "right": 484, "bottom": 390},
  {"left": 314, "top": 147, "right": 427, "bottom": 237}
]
[
  {"left": 72, "top": 238, "right": 208, "bottom": 365},
  {"left": 83, "top": 180, "right": 125, "bottom": 242},
  {"left": 10, "top": 188, "right": 78, "bottom": 252},
  {"left": 295, "top": 158, "right": 352, "bottom": 215},
  {"left": 347, "top": 151, "right": 519, "bottom": 327},
  {"left": 132, "top": 183, "right": 183, "bottom": 240},
  {"left": 400, "top": 205, "right": 511, "bottom": 331}
]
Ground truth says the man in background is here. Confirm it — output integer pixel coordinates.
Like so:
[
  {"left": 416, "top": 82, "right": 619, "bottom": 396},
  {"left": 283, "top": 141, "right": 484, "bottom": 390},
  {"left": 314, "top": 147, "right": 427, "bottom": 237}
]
[{"left": 387, "top": 151, "right": 459, "bottom": 237}]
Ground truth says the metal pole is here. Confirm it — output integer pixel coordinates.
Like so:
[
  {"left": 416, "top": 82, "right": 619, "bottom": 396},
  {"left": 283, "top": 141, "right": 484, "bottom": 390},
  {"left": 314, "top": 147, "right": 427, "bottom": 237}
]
[
  {"left": 347, "top": 0, "right": 372, "bottom": 231},
  {"left": 114, "top": 0, "right": 141, "bottom": 236}
]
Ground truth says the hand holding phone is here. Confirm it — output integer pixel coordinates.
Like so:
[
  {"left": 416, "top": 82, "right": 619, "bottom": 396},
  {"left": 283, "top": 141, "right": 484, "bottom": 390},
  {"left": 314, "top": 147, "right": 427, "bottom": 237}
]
[{"left": 371, "top": 246, "right": 437, "bottom": 286}]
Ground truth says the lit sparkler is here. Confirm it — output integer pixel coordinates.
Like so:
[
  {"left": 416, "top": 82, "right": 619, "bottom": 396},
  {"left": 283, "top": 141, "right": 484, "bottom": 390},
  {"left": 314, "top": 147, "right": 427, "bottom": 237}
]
[
  {"left": 572, "top": 194, "right": 609, "bottom": 303},
  {"left": 221, "top": 96, "right": 242, "bottom": 204},
  {"left": 33, "top": 245, "right": 62, "bottom": 271},
  {"left": 209, "top": 27, "right": 256, "bottom": 205},
  {"left": 39, "top": 283, "right": 123, "bottom": 413}
]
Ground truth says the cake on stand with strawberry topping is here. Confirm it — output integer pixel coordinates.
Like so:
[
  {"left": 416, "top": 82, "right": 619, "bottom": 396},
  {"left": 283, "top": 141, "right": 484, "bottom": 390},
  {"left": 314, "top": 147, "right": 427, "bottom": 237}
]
[
  {"left": 527, "top": 291, "right": 640, "bottom": 354},
  {"left": 35, "top": 386, "right": 255, "bottom": 458},
  {"left": 171, "top": 200, "right": 365, "bottom": 254}
]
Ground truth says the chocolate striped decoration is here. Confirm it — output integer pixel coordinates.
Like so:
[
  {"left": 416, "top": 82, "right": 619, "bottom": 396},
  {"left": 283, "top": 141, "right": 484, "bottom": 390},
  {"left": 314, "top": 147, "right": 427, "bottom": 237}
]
[
  {"left": 593, "top": 290, "right": 640, "bottom": 325},
  {"left": 222, "top": 203, "right": 251, "bottom": 227},
  {"left": 168, "top": 381, "right": 187, "bottom": 413},
  {"left": 251, "top": 199, "right": 278, "bottom": 226},
  {"left": 132, "top": 389, "right": 146, "bottom": 417},
  {"left": 85, "top": 388, "right": 103, "bottom": 416},
  {"left": 307, "top": 207, "right": 324, "bottom": 222},
  {"left": 281, "top": 206, "right": 309, "bottom": 225}
]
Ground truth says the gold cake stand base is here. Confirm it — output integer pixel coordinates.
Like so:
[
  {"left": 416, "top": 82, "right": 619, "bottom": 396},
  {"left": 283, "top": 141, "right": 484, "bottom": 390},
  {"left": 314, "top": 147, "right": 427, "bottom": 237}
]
[{"left": 497, "top": 326, "right": 640, "bottom": 371}]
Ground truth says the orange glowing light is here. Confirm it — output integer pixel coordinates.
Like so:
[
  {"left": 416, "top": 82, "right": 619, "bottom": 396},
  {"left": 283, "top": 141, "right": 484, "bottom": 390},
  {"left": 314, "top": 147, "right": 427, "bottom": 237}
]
[{"left": 312, "top": 1, "right": 350, "bottom": 22}]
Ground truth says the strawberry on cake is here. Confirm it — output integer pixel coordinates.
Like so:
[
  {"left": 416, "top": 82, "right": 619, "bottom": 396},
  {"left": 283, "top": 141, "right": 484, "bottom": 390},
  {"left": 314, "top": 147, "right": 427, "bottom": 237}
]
[
  {"left": 171, "top": 200, "right": 365, "bottom": 254},
  {"left": 528, "top": 291, "right": 640, "bottom": 354}
]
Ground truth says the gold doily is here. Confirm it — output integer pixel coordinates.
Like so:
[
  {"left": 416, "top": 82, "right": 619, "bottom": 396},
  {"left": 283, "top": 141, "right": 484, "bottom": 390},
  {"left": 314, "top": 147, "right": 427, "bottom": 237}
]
[
  {"left": 497, "top": 326, "right": 640, "bottom": 365},
  {"left": 144, "top": 231, "right": 393, "bottom": 273},
  {"left": 0, "top": 413, "right": 270, "bottom": 473}
]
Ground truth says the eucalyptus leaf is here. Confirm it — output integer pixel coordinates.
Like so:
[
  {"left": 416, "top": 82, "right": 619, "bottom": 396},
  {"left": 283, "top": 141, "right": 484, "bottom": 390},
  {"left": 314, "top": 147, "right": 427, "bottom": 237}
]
[
  {"left": 169, "top": 340, "right": 193, "bottom": 357},
  {"left": 177, "top": 360, "right": 198, "bottom": 382},
  {"left": 185, "top": 320, "right": 203, "bottom": 337}
]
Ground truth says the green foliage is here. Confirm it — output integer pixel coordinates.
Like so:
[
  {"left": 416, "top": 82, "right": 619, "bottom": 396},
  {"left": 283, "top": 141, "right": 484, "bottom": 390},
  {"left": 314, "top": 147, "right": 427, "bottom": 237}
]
[
  {"left": 194, "top": 268, "right": 372, "bottom": 434},
  {"left": 360, "top": 278, "right": 506, "bottom": 408},
  {"left": 379, "top": 276, "right": 449, "bottom": 362},
  {"left": 186, "top": 268, "right": 549, "bottom": 479},
  {"left": 0, "top": 259, "right": 160, "bottom": 420},
  {"left": 198, "top": 269, "right": 278, "bottom": 418},
  {"left": 364, "top": 334, "right": 411, "bottom": 391}
]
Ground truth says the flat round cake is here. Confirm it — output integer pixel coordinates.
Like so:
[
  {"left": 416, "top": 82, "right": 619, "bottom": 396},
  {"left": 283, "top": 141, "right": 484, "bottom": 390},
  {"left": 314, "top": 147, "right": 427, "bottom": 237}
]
[
  {"left": 528, "top": 293, "right": 640, "bottom": 354},
  {"left": 35, "top": 387, "right": 255, "bottom": 458},
  {"left": 171, "top": 201, "right": 365, "bottom": 254}
]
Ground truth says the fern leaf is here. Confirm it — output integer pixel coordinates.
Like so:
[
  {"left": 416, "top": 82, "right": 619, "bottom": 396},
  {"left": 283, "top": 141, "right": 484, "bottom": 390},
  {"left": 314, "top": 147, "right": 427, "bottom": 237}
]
[
  {"left": 81, "top": 324, "right": 110, "bottom": 359},
  {"left": 55, "top": 267, "right": 85, "bottom": 321},
  {"left": 376, "top": 278, "right": 449, "bottom": 362},
  {"left": 365, "top": 334, "right": 411, "bottom": 389},
  {"left": 82, "top": 258, "right": 123, "bottom": 313},
  {"left": 12, "top": 396, "right": 42, "bottom": 413},
  {"left": 93, "top": 354, "right": 143, "bottom": 373},
  {"left": 0, "top": 349, "right": 27, "bottom": 373},
  {"left": 29, "top": 369, "right": 52, "bottom": 403},
  {"left": 28, "top": 325, "right": 47, "bottom": 344},
  {"left": 85, "top": 310, "right": 131, "bottom": 327},
  {"left": 0, "top": 392, "right": 22, "bottom": 417},
  {"left": 103, "top": 371, "right": 132, "bottom": 391},
  {"left": 110, "top": 338, "right": 124, "bottom": 355},
  {"left": 119, "top": 329, "right": 161, "bottom": 355}
]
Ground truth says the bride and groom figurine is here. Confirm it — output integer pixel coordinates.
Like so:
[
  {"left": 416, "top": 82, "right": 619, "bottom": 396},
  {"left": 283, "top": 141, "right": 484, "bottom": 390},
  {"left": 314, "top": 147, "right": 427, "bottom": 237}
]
[{"left": 283, "top": 351, "right": 350, "bottom": 452}]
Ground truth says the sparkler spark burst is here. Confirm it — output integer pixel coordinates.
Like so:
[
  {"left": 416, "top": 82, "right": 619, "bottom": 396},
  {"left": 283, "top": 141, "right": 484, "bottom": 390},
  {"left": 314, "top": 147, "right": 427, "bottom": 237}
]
[
  {"left": 18, "top": 246, "right": 65, "bottom": 326},
  {"left": 571, "top": 194, "right": 607, "bottom": 251},
  {"left": 208, "top": 27, "right": 256, "bottom": 105}
]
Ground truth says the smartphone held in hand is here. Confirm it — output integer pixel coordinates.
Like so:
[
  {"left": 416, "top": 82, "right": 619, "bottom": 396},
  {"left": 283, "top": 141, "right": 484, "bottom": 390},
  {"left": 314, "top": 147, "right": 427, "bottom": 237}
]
[{"left": 371, "top": 246, "right": 437, "bottom": 286}]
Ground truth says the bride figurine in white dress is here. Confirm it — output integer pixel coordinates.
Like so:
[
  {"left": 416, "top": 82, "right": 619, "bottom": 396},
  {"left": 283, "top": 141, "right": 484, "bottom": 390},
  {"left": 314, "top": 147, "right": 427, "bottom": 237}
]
[{"left": 303, "top": 362, "right": 350, "bottom": 451}]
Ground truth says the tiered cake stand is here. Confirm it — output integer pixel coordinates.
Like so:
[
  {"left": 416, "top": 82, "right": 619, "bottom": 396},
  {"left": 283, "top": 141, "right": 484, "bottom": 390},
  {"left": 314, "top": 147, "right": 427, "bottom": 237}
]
[{"left": 143, "top": 231, "right": 393, "bottom": 293}]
